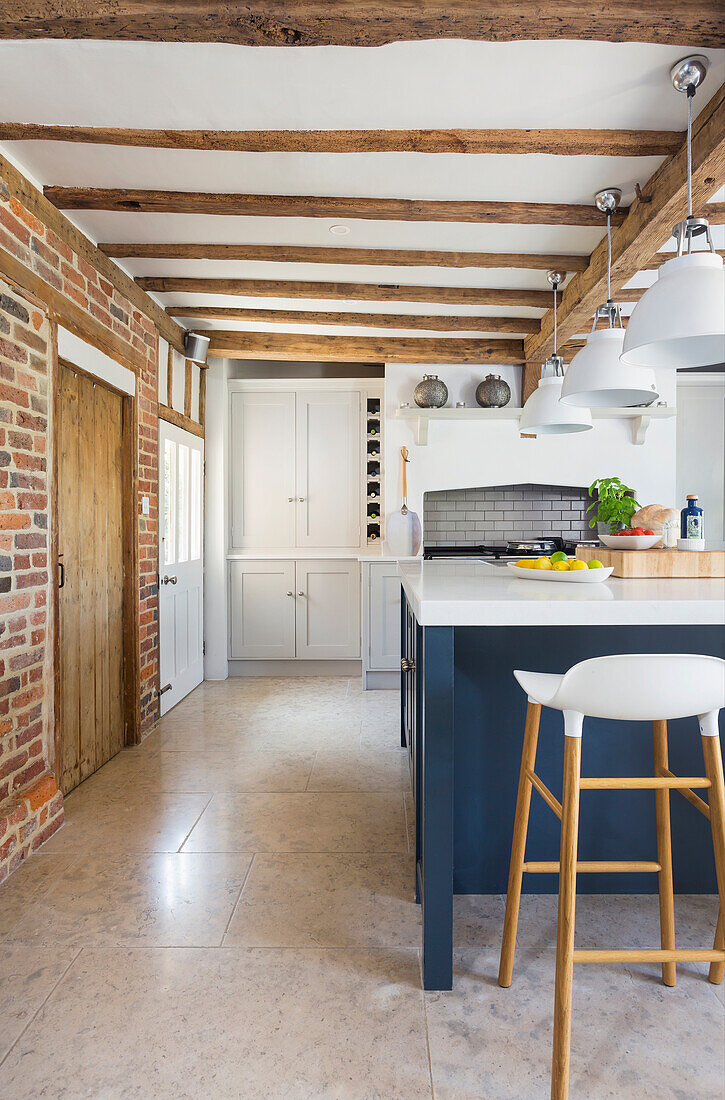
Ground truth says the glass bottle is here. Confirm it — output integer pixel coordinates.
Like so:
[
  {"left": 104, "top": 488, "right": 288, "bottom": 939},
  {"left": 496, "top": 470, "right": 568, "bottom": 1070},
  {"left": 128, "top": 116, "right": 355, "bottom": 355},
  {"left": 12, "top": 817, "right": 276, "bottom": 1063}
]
[{"left": 681, "top": 494, "right": 704, "bottom": 539}]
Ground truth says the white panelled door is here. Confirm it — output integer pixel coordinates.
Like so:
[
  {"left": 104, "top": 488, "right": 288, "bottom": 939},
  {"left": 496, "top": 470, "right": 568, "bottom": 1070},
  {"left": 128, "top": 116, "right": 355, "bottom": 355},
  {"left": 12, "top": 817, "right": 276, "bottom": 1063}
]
[{"left": 159, "top": 421, "right": 204, "bottom": 714}]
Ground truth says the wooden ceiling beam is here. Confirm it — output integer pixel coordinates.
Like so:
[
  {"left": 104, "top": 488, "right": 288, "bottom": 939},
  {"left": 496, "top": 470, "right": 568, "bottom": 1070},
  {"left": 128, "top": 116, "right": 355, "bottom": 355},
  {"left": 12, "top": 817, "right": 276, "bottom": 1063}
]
[
  {"left": 524, "top": 80, "right": 725, "bottom": 368},
  {"left": 1, "top": 3, "right": 721, "bottom": 47},
  {"left": 99, "top": 242, "right": 589, "bottom": 271},
  {"left": 165, "top": 306, "right": 538, "bottom": 333},
  {"left": 642, "top": 248, "right": 725, "bottom": 268},
  {"left": 0, "top": 124, "right": 684, "bottom": 157},
  {"left": 206, "top": 331, "right": 525, "bottom": 364},
  {"left": 137, "top": 276, "right": 552, "bottom": 308},
  {"left": 45, "top": 188, "right": 627, "bottom": 227},
  {"left": 0, "top": 152, "right": 185, "bottom": 351}
]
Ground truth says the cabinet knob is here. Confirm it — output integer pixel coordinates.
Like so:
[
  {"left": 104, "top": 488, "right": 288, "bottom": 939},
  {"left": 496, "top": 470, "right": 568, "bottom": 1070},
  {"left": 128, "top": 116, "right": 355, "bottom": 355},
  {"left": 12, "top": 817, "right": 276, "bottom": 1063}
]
[
  {"left": 401, "top": 657, "right": 416, "bottom": 673},
  {"left": 297, "top": 591, "right": 306, "bottom": 597},
  {"left": 287, "top": 497, "right": 295, "bottom": 502},
  {"left": 298, "top": 497, "right": 305, "bottom": 502},
  {"left": 286, "top": 591, "right": 295, "bottom": 597}
]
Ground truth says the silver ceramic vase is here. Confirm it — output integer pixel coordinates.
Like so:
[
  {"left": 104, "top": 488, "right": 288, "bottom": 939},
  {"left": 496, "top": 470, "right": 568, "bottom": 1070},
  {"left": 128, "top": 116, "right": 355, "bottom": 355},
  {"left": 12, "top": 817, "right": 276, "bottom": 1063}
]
[
  {"left": 413, "top": 374, "right": 448, "bottom": 408},
  {"left": 475, "top": 374, "right": 511, "bottom": 408}
]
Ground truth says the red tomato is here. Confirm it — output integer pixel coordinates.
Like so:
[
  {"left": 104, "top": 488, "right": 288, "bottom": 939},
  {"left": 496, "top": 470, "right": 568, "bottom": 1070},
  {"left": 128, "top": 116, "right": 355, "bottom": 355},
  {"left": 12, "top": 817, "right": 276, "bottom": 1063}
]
[
  {"left": 644, "top": 529, "right": 654, "bottom": 535},
  {"left": 631, "top": 527, "right": 645, "bottom": 536}
]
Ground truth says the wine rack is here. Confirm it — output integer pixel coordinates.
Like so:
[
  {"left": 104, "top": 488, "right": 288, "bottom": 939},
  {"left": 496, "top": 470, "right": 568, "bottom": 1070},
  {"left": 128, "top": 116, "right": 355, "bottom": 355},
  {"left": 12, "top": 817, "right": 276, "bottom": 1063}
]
[{"left": 365, "top": 396, "right": 383, "bottom": 544}]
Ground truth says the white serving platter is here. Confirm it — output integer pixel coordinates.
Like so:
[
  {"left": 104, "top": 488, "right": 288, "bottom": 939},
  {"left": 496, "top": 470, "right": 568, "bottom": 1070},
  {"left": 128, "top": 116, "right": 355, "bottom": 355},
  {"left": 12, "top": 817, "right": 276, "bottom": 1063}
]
[{"left": 506, "top": 561, "right": 614, "bottom": 583}]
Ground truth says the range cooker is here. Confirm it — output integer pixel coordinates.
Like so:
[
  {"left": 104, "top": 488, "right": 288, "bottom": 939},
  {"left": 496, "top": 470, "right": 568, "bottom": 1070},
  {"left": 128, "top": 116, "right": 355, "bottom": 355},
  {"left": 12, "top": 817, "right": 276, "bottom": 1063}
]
[{"left": 423, "top": 536, "right": 599, "bottom": 565}]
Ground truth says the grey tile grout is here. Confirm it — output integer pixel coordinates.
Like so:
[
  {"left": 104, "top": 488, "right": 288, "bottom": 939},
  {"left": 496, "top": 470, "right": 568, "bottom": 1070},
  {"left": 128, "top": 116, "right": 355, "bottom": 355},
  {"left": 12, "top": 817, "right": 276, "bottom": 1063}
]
[
  {"left": 0, "top": 945, "right": 83, "bottom": 1070},
  {"left": 176, "top": 793, "right": 215, "bottom": 853},
  {"left": 219, "top": 852, "right": 257, "bottom": 947}
]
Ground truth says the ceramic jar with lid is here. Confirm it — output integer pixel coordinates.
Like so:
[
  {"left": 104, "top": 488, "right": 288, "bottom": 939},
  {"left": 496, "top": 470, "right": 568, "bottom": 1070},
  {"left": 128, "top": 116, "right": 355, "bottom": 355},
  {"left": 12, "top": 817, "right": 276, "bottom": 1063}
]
[{"left": 414, "top": 374, "right": 448, "bottom": 408}]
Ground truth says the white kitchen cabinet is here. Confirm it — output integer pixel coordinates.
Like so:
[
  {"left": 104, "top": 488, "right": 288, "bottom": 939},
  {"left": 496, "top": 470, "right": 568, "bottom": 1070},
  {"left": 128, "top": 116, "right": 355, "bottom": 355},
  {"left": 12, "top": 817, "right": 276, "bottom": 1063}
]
[
  {"left": 362, "top": 560, "right": 402, "bottom": 688},
  {"left": 229, "top": 559, "right": 296, "bottom": 659},
  {"left": 296, "top": 391, "right": 361, "bottom": 549},
  {"left": 230, "top": 559, "right": 360, "bottom": 660},
  {"left": 229, "top": 391, "right": 296, "bottom": 550},
  {"left": 295, "top": 560, "right": 361, "bottom": 659}
]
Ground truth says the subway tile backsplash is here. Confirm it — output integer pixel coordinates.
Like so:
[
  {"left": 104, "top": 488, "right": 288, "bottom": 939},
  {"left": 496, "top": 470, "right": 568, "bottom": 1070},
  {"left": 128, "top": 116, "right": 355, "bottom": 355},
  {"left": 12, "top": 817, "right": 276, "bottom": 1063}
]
[{"left": 423, "top": 484, "right": 592, "bottom": 544}]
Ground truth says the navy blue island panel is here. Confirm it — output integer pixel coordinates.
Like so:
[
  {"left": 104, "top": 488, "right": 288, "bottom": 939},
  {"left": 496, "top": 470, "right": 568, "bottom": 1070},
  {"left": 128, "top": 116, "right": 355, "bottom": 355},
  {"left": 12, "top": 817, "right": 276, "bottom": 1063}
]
[{"left": 401, "top": 591, "right": 725, "bottom": 990}]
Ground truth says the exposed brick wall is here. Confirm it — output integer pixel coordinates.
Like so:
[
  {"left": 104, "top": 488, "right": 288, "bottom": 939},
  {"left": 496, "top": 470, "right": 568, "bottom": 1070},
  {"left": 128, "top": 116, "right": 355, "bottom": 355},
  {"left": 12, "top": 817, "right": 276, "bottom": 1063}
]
[{"left": 0, "top": 163, "right": 164, "bottom": 882}]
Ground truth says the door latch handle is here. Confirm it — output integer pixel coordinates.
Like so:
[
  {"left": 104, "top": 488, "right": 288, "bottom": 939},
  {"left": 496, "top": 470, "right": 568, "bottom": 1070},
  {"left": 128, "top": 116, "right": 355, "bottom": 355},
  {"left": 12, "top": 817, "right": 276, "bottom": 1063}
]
[
  {"left": 58, "top": 560, "right": 65, "bottom": 589},
  {"left": 158, "top": 683, "right": 172, "bottom": 696},
  {"left": 401, "top": 658, "right": 416, "bottom": 673},
  {"left": 162, "top": 575, "right": 178, "bottom": 585}
]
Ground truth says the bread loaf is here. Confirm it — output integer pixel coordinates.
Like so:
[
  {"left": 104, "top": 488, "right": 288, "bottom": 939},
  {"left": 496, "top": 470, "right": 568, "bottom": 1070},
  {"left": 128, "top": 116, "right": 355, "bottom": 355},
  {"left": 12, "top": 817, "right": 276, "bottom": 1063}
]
[{"left": 631, "top": 505, "right": 679, "bottom": 548}]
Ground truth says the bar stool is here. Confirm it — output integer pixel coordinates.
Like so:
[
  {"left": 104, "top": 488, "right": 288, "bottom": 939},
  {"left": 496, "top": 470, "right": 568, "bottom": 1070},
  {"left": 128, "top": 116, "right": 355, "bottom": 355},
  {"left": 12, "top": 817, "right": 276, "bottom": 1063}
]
[{"left": 497, "top": 653, "right": 725, "bottom": 1100}]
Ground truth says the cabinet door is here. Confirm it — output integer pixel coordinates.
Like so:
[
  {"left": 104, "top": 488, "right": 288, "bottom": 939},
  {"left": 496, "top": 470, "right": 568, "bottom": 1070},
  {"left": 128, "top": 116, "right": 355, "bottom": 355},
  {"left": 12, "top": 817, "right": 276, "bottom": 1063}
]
[
  {"left": 296, "top": 391, "right": 361, "bottom": 548},
  {"left": 229, "top": 560, "right": 295, "bottom": 658},
  {"left": 368, "top": 563, "right": 402, "bottom": 670},
  {"left": 295, "top": 560, "right": 361, "bottom": 659},
  {"left": 230, "top": 391, "right": 295, "bottom": 549}
]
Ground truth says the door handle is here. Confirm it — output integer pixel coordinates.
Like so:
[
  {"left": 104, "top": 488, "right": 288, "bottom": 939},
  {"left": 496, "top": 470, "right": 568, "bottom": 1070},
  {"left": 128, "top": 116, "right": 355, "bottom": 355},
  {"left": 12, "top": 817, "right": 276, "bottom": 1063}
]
[
  {"left": 158, "top": 683, "right": 172, "bottom": 696},
  {"left": 58, "top": 560, "right": 65, "bottom": 589},
  {"left": 401, "top": 658, "right": 416, "bottom": 673},
  {"left": 162, "top": 575, "right": 178, "bottom": 585}
]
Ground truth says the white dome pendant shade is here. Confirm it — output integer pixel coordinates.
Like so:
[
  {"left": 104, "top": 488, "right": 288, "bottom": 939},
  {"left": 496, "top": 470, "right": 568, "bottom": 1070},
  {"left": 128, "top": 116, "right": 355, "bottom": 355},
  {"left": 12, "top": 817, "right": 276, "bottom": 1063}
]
[
  {"left": 519, "top": 269, "right": 592, "bottom": 436},
  {"left": 561, "top": 326, "right": 660, "bottom": 407},
  {"left": 620, "top": 55, "right": 725, "bottom": 371},
  {"left": 519, "top": 372, "right": 593, "bottom": 435},
  {"left": 620, "top": 249, "right": 725, "bottom": 370}
]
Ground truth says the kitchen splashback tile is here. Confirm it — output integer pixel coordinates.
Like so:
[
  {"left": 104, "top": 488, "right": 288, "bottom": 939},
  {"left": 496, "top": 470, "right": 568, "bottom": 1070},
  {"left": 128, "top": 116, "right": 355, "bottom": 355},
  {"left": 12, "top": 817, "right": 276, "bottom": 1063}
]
[{"left": 424, "top": 483, "right": 590, "bottom": 546}]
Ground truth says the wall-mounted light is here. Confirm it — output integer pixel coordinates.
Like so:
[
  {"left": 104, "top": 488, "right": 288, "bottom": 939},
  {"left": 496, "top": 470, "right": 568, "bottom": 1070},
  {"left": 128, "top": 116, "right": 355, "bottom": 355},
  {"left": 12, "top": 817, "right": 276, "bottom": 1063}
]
[{"left": 183, "top": 331, "right": 210, "bottom": 365}]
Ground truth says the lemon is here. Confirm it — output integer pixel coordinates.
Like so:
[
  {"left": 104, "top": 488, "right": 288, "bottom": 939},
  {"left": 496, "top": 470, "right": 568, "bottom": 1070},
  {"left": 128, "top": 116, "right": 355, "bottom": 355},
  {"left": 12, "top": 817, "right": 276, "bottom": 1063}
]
[
  {"left": 552, "top": 561, "right": 569, "bottom": 571},
  {"left": 516, "top": 560, "right": 535, "bottom": 569},
  {"left": 568, "top": 559, "right": 588, "bottom": 571},
  {"left": 587, "top": 559, "right": 604, "bottom": 569},
  {"left": 550, "top": 551, "right": 568, "bottom": 563},
  {"left": 534, "top": 556, "right": 552, "bottom": 570}
]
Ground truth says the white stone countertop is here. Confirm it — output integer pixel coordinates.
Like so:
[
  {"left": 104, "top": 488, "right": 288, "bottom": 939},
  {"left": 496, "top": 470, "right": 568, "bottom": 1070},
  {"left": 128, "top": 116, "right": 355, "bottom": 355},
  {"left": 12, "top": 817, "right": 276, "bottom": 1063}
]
[{"left": 399, "top": 559, "right": 725, "bottom": 627}]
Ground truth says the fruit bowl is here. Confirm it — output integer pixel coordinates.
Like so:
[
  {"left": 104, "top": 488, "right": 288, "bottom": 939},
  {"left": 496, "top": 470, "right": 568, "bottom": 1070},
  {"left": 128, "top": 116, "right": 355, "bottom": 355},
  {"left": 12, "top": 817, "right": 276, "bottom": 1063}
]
[
  {"left": 599, "top": 533, "right": 660, "bottom": 550},
  {"left": 507, "top": 560, "right": 614, "bottom": 583}
]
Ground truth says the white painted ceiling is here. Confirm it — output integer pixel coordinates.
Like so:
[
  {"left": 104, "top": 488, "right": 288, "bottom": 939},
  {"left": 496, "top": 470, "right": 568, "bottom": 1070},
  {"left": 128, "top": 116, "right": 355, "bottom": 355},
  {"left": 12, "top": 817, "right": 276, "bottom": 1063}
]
[{"left": 1, "top": 39, "right": 723, "bottom": 346}]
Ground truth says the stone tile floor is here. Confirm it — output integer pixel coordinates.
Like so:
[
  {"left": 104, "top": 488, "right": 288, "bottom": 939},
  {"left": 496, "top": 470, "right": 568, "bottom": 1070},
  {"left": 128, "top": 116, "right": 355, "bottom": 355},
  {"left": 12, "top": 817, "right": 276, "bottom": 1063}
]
[{"left": 0, "top": 677, "right": 722, "bottom": 1098}]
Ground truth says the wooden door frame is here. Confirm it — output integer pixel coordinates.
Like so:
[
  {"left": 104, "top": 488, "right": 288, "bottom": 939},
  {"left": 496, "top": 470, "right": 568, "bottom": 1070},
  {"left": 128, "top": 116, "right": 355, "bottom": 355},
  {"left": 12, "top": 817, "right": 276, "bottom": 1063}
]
[{"left": 51, "top": 336, "right": 141, "bottom": 781}]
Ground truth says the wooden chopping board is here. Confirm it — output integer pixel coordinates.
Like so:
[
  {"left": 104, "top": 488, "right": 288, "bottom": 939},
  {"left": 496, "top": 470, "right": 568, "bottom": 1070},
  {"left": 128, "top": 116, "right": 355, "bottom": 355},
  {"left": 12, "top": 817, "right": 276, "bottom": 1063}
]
[{"left": 576, "top": 546, "right": 725, "bottom": 578}]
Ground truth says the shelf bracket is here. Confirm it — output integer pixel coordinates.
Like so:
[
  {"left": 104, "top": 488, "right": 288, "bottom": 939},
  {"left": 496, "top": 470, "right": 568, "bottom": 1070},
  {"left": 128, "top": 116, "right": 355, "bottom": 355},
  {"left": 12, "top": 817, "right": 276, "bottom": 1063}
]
[
  {"left": 632, "top": 414, "right": 651, "bottom": 445},
  {"left": 413, "top": 416, "right": 429, "bottom": 446}
]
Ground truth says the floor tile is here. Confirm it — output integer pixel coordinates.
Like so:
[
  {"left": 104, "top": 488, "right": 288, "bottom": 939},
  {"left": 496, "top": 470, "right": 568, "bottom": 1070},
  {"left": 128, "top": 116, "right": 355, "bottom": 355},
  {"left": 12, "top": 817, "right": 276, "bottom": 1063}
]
[
  {"left": 0, "top": 854, "right": 77, "bottom": 938},
  {"left": 225, "top": 853, "right": 419, "bottom": 949},
  {"left": 0, "top": 947, "right": 433, "bottom": 1099},
  {"left": 40, "top": 789, "right": 212, "bottom": 855},
  {"left": 79, "top": 748, "right": 317, "bottom": 794},
  {"left": 182, "top": 791, "right": 407, "bottom": 853},
  {"left": 4, "top": 853, "right": 252, "bottom": 948},
  {"left": 425, "top": 946, "right": 724, "bottom": 1099},
  {"left": 156, "top": 717, "right": 362, "bottom": 753},
  {"left": 307, "top": 749, "right": 410, "bottom": 791},
  {"left": 0, "top": 944, "right": 80, "bottom": 1061}
]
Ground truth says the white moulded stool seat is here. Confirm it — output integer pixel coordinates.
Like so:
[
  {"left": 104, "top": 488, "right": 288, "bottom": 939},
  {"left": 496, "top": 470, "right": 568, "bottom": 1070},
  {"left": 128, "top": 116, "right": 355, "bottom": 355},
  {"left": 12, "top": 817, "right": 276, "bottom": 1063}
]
[{"left": 498, "top": 653, "right": 725, "bottom": 1100}]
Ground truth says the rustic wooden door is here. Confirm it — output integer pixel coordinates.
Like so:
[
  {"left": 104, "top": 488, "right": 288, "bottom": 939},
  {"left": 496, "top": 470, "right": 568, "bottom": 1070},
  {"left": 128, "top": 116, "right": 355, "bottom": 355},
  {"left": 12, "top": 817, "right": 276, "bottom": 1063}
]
[{"left": 56, "top": 361, "right": 126, "bottom": 793}]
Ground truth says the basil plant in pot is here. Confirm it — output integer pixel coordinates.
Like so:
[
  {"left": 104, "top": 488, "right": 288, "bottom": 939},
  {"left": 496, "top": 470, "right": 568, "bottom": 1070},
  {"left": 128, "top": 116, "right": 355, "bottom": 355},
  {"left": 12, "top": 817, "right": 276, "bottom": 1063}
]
[{"left": 587, "top": 477, "right": 640, "bottom": 539}]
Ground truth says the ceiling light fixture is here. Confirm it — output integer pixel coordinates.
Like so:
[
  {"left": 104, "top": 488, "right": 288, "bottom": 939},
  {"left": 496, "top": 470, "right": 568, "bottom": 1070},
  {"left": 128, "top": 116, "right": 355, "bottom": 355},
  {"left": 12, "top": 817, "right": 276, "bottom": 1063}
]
[
  {"left": 183, "top": 331, "right": 210, "bottom": 364},
  {"left": 560, "top": 189, "right": 660, "bottom": 407},
  {"left": 519, "top": 272, "right": 593, "bottom": 436},
  {"left": 620, "top": 55, "right": 725, "bottom": 370}
]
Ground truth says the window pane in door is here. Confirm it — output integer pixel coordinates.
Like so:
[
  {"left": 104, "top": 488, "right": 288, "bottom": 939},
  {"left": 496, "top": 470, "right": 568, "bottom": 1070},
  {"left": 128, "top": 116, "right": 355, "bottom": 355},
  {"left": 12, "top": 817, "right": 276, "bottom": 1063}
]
[
  {"left": 163, "top": 439, "right": 177, "bottom": 566},
  {"left": 190, "top": 448, "right": 201, "bottom": 561},
  {"left": 178, "top": 444, "right": 189, "bottom": 563}
]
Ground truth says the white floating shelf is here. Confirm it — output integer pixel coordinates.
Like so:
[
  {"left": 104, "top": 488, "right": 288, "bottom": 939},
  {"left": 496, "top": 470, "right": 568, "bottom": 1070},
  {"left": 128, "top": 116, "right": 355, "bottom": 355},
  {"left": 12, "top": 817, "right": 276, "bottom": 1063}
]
[{"left": 394, "top": 405, "right": 676, "bottom": 446}]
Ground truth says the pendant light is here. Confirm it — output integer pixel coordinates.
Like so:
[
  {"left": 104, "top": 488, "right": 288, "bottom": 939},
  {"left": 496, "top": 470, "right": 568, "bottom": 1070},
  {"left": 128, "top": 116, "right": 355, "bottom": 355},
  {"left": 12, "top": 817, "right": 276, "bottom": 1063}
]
[
  {"left": 621, "top": 55, "right": 725, "bottom": 370},
  {"left": 519, "top": 272, "right": 593, "bottom": 436},
  {"left": 560, "top": 189, "right": 660, "bottom": 407}
]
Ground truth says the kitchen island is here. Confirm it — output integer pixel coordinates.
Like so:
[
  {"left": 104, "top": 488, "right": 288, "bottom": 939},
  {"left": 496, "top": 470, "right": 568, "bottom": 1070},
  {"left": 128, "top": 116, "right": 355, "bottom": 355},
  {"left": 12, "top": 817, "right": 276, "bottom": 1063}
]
[{"left": 399, "top": 560, "right": 725, "bottom": 990}]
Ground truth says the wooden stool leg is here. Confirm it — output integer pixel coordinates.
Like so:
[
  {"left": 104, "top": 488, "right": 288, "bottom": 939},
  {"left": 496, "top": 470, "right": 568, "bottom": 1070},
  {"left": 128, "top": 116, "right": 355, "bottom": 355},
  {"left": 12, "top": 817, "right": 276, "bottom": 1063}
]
[
  {"left": 551, "top": 734, "right": 581, "bottom": 1100},
  {"left": 653, "top": 720, "right": 677, "bottom": 986},
  {"left": 701, "top": 734, "right": 725, "bottom": 985},
  {"left": 499, "top": 701, "right": 541, "bottom": 987}
]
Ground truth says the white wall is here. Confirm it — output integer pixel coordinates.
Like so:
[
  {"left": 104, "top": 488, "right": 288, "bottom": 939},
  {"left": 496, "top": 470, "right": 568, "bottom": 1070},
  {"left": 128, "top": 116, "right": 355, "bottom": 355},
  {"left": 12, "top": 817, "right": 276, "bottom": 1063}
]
[
  {"left": 384, "top": 363, "right": 677, "bottom": 546},
  {"left": 203, "top": 357, "right": 230, "bottom": 679},
  {"left": 58, "top": 327, "right": 135, "bottom": 395},
  {"left": 676, "top": 375, "right": 725, "bottom": 547}
]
